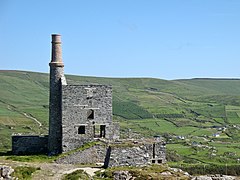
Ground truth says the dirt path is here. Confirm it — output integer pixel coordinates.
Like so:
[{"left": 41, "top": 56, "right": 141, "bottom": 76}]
[
  {"left": 4, "top": 101, "right": 42, "bottom": 127},
  {"left": 0, "top": 160, "right": 102, "bottom": 180},
  {"left": 52, "top": 167, "right": 101, "bottom": 179},
  {"left": 23, "top": 112, "right": 42, "bottom": 127}
]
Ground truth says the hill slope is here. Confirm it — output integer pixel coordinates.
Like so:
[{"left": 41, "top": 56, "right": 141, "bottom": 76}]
[{"left": 1, "top": 70, "right": 240, "bottom": 165}]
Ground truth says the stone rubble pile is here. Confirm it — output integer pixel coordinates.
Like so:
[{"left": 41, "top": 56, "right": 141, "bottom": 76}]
[{"left": 113, "top": 171, "right": 133, "bottom": 180}]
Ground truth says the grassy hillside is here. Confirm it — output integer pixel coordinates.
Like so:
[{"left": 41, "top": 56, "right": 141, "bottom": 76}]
[{"left": 1, "top": 70, "right": 240, "bottom": 165}]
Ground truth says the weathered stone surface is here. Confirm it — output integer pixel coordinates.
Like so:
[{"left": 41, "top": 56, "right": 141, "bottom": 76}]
[
  {"left": 113, "top": 171, "right": 132, "bottom": 180},
  {"left": 107, "top": 141, "right": 166, "bottom": 167},
  {"left": 12, "top": 135, "right": 48, "bottom": 155},
  {"left": 55, "top": 144, "right": 107, "bottom": 164},
  {"left": 55, "top": 140, "right": 166, "bottom": 167},
  {"left": 61, "top": 85, "right": 119, "bottom": 152},
  {"left": 48, "top": 34, "right": 65, "bottom": 155},
  {"left": 0, "top": 165, "right": 14, "bottom": 179}
]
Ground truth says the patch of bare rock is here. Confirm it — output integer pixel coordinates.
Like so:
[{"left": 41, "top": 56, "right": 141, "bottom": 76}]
[{"left": 0, "top": 165, "right": 14, "bottom": 180}]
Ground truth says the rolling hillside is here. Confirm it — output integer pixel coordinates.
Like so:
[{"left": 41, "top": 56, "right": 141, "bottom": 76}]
[{"left": 1, "top": 70, "right": 240, "bottom": 165}]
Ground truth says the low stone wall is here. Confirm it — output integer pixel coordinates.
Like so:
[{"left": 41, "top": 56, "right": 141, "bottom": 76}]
[
  {"left": 12, "top": 135, "right": 48, "bottom": 155},
  {"left": 55, "top": 144, "right": 107, "bottom": 164},
  {"left": 108, "top": 122, "right": 120, "bottom": 140}
]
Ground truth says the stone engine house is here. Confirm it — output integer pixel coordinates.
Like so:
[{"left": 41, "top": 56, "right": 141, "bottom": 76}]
[
  {"left": 12, "top": 34, "right": 166, "bottom": 167},
  {"left": 61, "top": 85, "right": 119, "bottom": 152}
]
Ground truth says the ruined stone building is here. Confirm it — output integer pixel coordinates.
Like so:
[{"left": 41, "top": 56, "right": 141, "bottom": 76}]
[
  {"left": 12, "top": 34, "right": 166, "bottom": 167},
  {"left": 48, "top": 34, "right": 119, "bottom": 154}
]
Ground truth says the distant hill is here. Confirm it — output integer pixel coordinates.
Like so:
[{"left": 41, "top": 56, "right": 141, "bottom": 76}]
[{"left": 1, "top": 70, "right": 240, "bottom": 165}]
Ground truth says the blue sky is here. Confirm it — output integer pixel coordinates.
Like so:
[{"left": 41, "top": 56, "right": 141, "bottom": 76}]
[{"left": 0, "top": 0, "right": 240, "bottom": 79}]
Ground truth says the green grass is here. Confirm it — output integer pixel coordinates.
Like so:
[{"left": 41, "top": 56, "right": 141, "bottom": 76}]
[
  {"left": 6, "top": 154, "right": 56, "bottom": 162},
  {"left": 113, "top": 98, "right": 153, "bottom": 119},
  {"left": 12, "top": 166, "right": 40, "bottom": 180},
  {"left": 171, "top": 163, "right": 240, "bottom": 176},
  {"left": 167, "top": 143, "right": 193, "bottom": 155},
  {"left": 94, "top": 164, "right": 181, "bottom": 179},
  {"left": 62, "top": 169, "right": 90, "bottom": 180},
  {"left": 1, "top": 70, "right": 240, "bottom": 165},
  {"left": 4, "top": 141, "right": 99, "bottom": 163},
  {"left": 129, "top": 118, "right": 199, "bottom": 136}
]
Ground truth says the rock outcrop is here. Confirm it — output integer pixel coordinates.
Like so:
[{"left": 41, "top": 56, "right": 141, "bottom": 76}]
[{"left": 0, "top": 166, "right": 14, "bottom": 180}]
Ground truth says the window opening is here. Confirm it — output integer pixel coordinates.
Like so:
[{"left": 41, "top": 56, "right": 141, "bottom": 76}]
[
  {"left": 94, "top": 125, "right": 100, "bottom": 138},
  {"left": 87, "top": 109, "right": 94, "bottom": 120},
  {"left": 94, "top": 125, "right": 106, "bottom": 138},
  {"left": 100, "top": 125, "right": 106, "bottom": 138},
  {"left": 78, "top": 126, "right": 85, "bottom": 134},
  {"left": 153, "top": 143, "right": 156, "bottom": 158},
  {"left": 86, "top": 88, "right": 94, "bottom": 99}
]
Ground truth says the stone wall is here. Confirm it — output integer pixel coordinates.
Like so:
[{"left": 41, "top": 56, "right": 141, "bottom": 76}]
[
  {"left": 108, "top": 122, "right": 120, "bottom": 140},
  {"left": 12, "top": 135, "right": 48, "bottom": 155},
  {"left": 61, "top": 85, "right": 119, "bottom": 152},
  {"left": 55, "top": 144, "right": 107, "bottom": 164},
  {"left": 106, "top": 142, "right": 166, "bottom": 167},
  {"left": 55, "top": 140, "right": 166, "bottom": 167}
]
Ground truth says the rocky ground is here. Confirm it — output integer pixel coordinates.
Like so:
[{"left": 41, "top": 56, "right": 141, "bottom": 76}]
[
  {"left": 0, "top": 159, "right": 101, "bottom": 179},
  {"left": 0, "top": 159, "right": 239, "bottom": 180},
  {"left": 112, "top": 168, "right": 239, "bottom": 180}
]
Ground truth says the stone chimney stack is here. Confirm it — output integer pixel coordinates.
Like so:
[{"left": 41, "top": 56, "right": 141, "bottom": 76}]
[
  {"left": 48, "top": 34, "right": 64, "bottom": 155},
  {"left": 50, "top": 35, "right": 64, "bottom": 66}
]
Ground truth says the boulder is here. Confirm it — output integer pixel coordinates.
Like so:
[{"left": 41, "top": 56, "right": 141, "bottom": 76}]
[
  {"left": 113, "top": 171, "right": 132, "bottom": 180},
  {"left": 0, "top": 166, "right": 14, "bottom": 180}
]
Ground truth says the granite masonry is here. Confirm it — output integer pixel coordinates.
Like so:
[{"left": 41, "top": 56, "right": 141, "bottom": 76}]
[
  {"left": 12, "top": 135, "right": 48, "bottom": 155},
  {"left": 11, "top": 34, "right": 166, "bottom": 167},
  {"left": 62, "top": 84, "right": 119, "bottom": 152},
  {"left": 55, "top": 139, "right": 166, "bottom": 167}
]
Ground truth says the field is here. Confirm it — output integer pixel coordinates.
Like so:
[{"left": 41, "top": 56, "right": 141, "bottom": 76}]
[{"left": 0, "top": 70, "right": 240, "bottom": 166}]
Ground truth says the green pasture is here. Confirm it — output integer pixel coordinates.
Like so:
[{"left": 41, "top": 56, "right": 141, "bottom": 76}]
[{"left": 1, "top": 70, "right": 240, "bottom": 165}]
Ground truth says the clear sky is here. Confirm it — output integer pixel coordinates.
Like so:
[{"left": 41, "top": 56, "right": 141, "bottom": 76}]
[{"left": 0, "top": 0, "right": 240, "bottom": 79}]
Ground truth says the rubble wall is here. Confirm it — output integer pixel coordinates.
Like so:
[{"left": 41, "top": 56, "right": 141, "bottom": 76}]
[{"left": 12, "top": 135, "right": 48, "bottom": 155}]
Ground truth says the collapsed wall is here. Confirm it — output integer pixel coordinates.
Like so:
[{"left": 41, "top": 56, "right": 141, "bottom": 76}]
[
  {"left": 106, "top": 141, "right": 166, "bottom": 167},
  {"left": 55, "top": 140, "right": 166, "bottom": 167}
]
